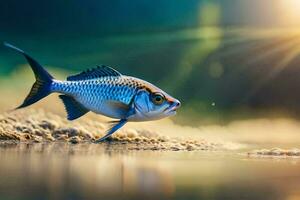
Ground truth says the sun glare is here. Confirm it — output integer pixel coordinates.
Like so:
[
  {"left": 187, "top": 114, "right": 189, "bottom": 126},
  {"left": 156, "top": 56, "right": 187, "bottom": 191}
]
[{"left": 278, "top": 0, "right": 300, "bottom": 26}]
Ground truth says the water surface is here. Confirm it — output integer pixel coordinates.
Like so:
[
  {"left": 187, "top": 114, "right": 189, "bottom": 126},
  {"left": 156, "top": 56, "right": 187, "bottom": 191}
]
[{"left": 0, "top": 142, "right": 299, "bottom": 200}]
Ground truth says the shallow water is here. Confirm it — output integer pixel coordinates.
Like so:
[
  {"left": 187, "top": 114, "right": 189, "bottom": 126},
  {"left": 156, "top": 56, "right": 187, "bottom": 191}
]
[
  {"left": 1, "top": 109, "right": 300, "bottom": 199},
  {"left": 0, "top": 142, "right": 299, "bottom": 200},
  {"left": 1, "top": 105, "right": 300, "bottom": 199}
]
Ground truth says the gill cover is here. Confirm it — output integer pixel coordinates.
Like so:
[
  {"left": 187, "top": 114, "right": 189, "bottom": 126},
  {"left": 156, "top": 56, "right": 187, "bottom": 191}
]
[{"left": 134, "top": 90, "right": 151, "bottom": 114}]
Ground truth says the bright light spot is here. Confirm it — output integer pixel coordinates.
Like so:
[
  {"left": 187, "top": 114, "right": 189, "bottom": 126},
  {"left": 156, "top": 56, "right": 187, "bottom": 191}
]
[{"left": 277, "top": 0, "right": 300, "bottom": 26}]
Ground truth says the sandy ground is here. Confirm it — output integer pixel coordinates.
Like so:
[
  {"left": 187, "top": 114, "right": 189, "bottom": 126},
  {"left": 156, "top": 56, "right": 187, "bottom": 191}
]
[
  {"left": 1, "top": 109, "right": 300, "bottom": 157},
  {"left": 247, "top": 148, "right": 300, "bottom": 158},
  {"left": 0, "top": 109, "right": 222, "bottom": 151}
]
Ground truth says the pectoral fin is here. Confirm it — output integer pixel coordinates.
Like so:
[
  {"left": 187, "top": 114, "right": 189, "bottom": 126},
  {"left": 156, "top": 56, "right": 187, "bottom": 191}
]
[{"left": 95, "top": 119, "right": 127, "bottom": 143}]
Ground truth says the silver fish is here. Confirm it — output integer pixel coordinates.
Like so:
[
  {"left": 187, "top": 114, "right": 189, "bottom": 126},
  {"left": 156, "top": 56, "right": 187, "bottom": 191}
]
[{"left": 4, "top": 42, "right": 181, "bottom": 142}]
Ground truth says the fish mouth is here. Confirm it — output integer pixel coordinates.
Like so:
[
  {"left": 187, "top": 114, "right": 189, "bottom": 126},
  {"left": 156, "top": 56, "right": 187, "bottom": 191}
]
[{"left": 164, "top": 101, "right": 181, "bottom": 114}]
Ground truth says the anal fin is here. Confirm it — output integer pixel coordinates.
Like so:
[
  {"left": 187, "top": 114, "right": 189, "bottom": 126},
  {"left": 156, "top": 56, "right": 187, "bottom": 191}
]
[{"left": 59, "top": 95, "right": 89, "bottom": 120}]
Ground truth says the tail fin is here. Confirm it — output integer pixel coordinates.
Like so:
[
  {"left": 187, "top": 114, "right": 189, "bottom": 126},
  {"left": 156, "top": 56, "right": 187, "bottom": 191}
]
[{"left": 4, "top": 42, "right": 54, "bottom": 109}]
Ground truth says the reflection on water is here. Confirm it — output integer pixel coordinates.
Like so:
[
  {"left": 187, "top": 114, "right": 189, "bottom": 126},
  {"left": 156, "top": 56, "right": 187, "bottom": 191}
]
[{"left": 0, "top": 143, "right": 300, "bottom": 200}]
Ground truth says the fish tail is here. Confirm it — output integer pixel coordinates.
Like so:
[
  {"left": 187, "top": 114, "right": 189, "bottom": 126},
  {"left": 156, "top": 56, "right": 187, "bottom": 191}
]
[{"left": 4, "top": 42, "right": 54, "bottom": 109}]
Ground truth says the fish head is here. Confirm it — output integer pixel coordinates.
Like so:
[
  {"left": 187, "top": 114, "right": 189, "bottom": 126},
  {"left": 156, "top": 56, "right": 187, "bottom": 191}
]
[{"left": 130, "top": 85, "right": 181, "bottom": 121}]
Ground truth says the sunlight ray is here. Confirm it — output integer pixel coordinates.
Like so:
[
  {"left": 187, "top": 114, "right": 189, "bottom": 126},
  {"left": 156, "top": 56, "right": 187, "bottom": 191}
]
[
  {"left": 215, "top": 30, "right": 300, "bottom": 59},
  {"left": 214, "top": 36, "right": 285, "bottom": 60},
  {"left": 245, "top": 35, "right": 300, "bottom": 65},
  {"left": 244, "top": 39, "right": 300, "bottom": 100}
]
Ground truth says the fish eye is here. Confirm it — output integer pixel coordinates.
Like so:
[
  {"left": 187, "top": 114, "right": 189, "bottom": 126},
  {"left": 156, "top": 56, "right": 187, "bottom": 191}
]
[{"left": 151, "top": 93, "right": 165, "bottom": 105}]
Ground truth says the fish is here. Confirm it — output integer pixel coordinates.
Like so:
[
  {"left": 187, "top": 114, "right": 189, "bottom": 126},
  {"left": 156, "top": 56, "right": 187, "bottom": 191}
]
[{"left": 4, "top": 42, "right": 181, "bottom": 142}]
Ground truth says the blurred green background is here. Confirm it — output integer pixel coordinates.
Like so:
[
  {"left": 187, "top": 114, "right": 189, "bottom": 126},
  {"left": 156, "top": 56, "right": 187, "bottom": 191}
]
[{"left": 2, "top": 0, "right": 300, "bottom": 124}]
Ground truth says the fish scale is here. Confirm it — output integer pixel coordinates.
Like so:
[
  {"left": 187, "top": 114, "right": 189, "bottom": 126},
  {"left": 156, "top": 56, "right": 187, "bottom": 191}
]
[{"left": 51, "top": 76, "right": 138, "bottom": 115}]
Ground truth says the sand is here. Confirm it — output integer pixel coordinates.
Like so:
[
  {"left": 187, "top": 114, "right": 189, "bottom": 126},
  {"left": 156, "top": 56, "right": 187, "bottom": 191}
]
[
  {"left": 247, "top": 148, "right": 300, "bottom": 158},
  {"left": 2, "top": 108, "right": 300, "bottom": 156},
  {"left": 0, "top": 109, "right": 222, "bottom": 151}
]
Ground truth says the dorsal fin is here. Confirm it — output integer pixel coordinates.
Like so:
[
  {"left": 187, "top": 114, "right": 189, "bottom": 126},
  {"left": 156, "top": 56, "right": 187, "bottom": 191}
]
[{"left": 67, "top": 65, "right": 122, "bottom": 81}]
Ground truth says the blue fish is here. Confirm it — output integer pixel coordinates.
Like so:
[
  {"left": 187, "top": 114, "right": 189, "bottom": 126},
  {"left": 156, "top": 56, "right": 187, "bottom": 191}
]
[{"left": 4, "top": 42, "right": 181, "bottom": 142}]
